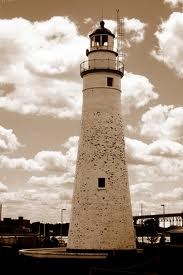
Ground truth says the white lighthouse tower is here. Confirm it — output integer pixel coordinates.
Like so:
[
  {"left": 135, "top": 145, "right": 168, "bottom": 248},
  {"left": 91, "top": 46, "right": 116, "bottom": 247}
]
[{"left": 67, "top": 21, "right": 136, "bottom": 251}]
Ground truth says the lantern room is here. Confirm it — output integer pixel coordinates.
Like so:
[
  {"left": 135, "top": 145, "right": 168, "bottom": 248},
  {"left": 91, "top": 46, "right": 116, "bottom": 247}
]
[{"left": 87, "top": 20, "right": 116, "bottom": 54}]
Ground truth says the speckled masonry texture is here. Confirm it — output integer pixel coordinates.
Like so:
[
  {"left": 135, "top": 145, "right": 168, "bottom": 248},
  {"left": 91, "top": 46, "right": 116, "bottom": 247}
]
[{"left": 68, "top": 89, "right": 136, "bottom": 250}]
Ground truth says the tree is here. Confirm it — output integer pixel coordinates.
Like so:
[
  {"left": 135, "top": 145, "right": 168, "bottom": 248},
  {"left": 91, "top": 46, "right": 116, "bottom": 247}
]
[{"left": 144, "top": 218, "right": 159, "bottom": 245}]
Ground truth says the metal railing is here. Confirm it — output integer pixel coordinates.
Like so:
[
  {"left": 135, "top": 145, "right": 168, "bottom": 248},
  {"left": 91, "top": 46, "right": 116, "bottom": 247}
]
[{"left": 80, "top": 59, "right": 124, "bottom": 74}]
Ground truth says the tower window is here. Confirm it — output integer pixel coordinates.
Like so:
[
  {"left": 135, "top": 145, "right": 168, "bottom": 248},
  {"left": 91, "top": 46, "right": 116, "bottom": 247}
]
[
  {"left": 102, "top": 35, "right": 108, "bottom": 46},
  {"left": 98, "top": 178, "right": 105, "bottom": 188},
  {"left": 107, "top": 77, "right": 113, "bottom": 87}
]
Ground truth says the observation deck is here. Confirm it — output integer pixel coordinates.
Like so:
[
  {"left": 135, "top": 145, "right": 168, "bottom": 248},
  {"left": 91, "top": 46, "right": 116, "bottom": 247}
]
[{"left": 80, "top": 59, "right": 124, "bottom": 78}]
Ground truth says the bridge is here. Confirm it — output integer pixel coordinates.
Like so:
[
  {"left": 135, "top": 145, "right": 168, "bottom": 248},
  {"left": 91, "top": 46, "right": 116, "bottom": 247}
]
[{"left": 133, "top": 212, "right": 183, "bottom": 227}]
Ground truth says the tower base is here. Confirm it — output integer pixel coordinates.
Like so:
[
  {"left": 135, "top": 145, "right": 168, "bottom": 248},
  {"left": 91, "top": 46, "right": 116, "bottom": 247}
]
[{"left": 66, "top": 248, "right": 137, "bottom": 256}]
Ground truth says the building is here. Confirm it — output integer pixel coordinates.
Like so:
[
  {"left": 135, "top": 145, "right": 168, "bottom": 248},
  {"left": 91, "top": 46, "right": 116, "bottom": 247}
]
[
  {"left": 67, "top": 21, "right": 136, "bottom": 251},
  {"left": 169, "top": 228, "right": 183, "bottom": 244},
  {"left": 0, "top": 216, "right": 30, "bottom": 234}
]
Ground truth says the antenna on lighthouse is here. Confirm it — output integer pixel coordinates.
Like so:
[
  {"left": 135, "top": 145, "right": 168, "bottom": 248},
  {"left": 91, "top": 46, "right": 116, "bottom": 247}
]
[
  {"left": 116, "top": 9, "right": 124, "bottom": 62},
  {"left": 101, "top": 8, "right": 103, "bottom": 21},
  {"left": 0, "top": 203, "right": 2, "bottom": 222}
]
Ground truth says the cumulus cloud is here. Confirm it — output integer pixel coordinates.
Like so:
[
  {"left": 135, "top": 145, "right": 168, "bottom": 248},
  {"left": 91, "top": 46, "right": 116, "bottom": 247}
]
[
  {"left": 131, "top": 185, "right": 183, "bottom": 215},
  {"left": 83, "top": 18, "right": 93, "bottom": 24},
  {"left": 1, "top": 133, "right": 183, "bottom": 218},
  {"left": 0, "top": 136, "right": 78, "bottom": 172},
  {"left": 125, "top": 130, "right": 183, "bottom": 213},
  {"left": 0, "top": 17, "right": 87, "bottom": 118},
  {"left": 125, "top": 137, "right": 156, "bottom": 165},
  {"left": 126, "top": 136, "right": 183, "bottom": 213},
  {"left": 164, "top": 0, "right": 183, "bottom": 8},
  {"left": 141, "top": 105, "right": 183, "bottom": 141},
  {"left": 130, "top": 182, "right": 153, "bottom": 204},
  {"left": 0, "top": 156, "right": 42, "bottom": 171},
  {"left": 2, "top": 132, "right": 182, "bottom": 185},
  {"left": 0, "top": 151, "right": 65, "bottom": 171},
  {"left": 0, "top": 17, "right": 87, "bottom": 76},
  {"left": 126, "top": 136, "right": 183, "bottom": 191},
  {"left": 62, "top": 136, "right": 79, "bottom": 173},
  {"left": 152, "top": 12, "right": 183, "bottom": 77},
  {"left": 158, "top": 157, "right": 183, "bottom": 177},
  {"left": 28, "top": 173, "right": 74, "bottom": 189},
  {"left": 123, "top": 17, "right": 147, "bottom": 47},
  {"left": 129, "top": 159, "right": 183, "bottom": 187},
  {"left": 0, "top": 125, "right": 21, "bottom": 152},
  {"left": 0, "top": 189, "right": 72, "bottom": 222},
  {"left": 0, "top": 79, "right": 82, "bottom": 119},
  {"left": 147, "top": 139, "right": 183, "bottom": 157},
  {"left": 63, "top": 136, "right": 79, "bottom": 150},
  {"left": 0, "top": 189, "right": 71, "bottom": 205},
  {"left": 104, "top": 18, "right": 147, "bottom": 48},
  {"left": 0, "top": 16, "right": 152, "bottom": 119},
  {"left": 129, "top": 162, "right": 183, "bottom": 215},
  {"left": 155, "top": 187, "right": 183, "bottom": 201},
  {"left": 122, "top": 72, "right": 159, "bottom": 113},
  {"left": 0, "top": 181, "right": 8, "bottom": 192}
]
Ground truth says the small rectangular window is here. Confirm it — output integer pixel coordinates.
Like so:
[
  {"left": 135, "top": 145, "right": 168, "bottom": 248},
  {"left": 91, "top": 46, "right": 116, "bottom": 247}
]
[
  {"left": 98, "top": 178, "right": 105, "bottom": 188},
  {"left": 107, "top": 77, "right": 113, "bottom": 87}
]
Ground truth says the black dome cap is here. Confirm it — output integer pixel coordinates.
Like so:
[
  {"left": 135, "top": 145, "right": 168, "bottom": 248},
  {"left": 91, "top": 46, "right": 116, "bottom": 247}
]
[{"left": 89, "top": 21, "right": 115, "bottom": 38}]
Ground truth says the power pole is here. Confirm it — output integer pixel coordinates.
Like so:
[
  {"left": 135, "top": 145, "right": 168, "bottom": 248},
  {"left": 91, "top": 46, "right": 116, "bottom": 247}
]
[
  {"left": 161, "top": 204, "right": 165, "bottom": 229},
  {"left": 141, "top": 203, "right": 144, "bottom": 243},
  {"left": 61, "top": 208, "right": 66, "bottom": 244}
]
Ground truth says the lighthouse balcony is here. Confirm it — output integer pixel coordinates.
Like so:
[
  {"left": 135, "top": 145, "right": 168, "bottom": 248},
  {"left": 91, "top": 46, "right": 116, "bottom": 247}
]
[{"left": 80, "top": 59, "right": 124, "bottom": 77}]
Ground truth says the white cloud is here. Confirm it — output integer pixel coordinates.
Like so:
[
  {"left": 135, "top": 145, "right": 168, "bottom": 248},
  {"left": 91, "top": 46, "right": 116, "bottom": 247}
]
[
  {"left": 122, "top": 72, "right": 159, "bottom": 113},
  {"left": 0, "top": 136, "right": 78, "bottom": 172},
  {"left": 152, "top": 12, "right": 183, "bottom": 77},
  {"left": 125, "top": 137, "right": 183, "bottom": 205},
  {"left": 155, "top": 187, "right": 183, "bottom": 202},
  {"left": 83, "top": 18, "right": 93, "bottom": 24},
  {"left": 0, "top": 17, "right": 152, "bottom": 119},
  {"left": 0, "top": 189, "right": 72, "bottom": 222},
  {"left": 0, "top": 155, "right": 41, "bottom": 171},
  {"left": 0, "top": 17, "right": 87, "bottom": 76},
  {"left": 124, "top": 17, "right": 147, "bottom": 46},
  {"left": 34, "top": 151, "right": 67, "bottom": 171},
  {"left": 141, "top": 105, "right": 183, "bottom": 141},
  {"left": 103, "top": 18, "right": 147, "bottom": 48},
  {"left": 124, "top": 135, "right": 183, "bottom": 202},
  {"left": 28, "top": 173, "right": 74, "bottom": 189},
  {"left": 125, "top": 137, "right": 156, "bottom": 165},
  {"left": 1, "top": 79, "right": 82, "bottom": 119},
  {"left": 131, "top": 181, "right": 153, "bottom": 190},
  {"left": 131, "top": 186, "right": 183, "bottom": 215},
  {"left": 63, "top": 136, "right": 79, "bottom": 151},
  {"left": 164, "top": 0, "right": 183, "bottom": 8},
  {"left": 0, "top": 125, "right": 21, "bottom": 152},
  {"left": 148, "top": 139, "right": 183, "bottom": 157},
  {"left": 130, "top": 182, "right": 153, "bottom": 197},
  {"left": 0, "top": 151, "right": 65, "bottom": 171},
  {"left": 129, "top": 162, "right": 183, "bottom": 214},
  {"left": 158, "top": 157, "right": 183, "bottom": 176},
  {"left": 1, "top": 133, "right": 183, "bottom": 218},
  {"left": 0, "top": 17, "right": 87, "bottom": 119},
  {"left": 0, "top": 181, "right": 8, "bottom": 192},
  {"left": 129, "top": 160, "right": 183, "bottom": 186}
]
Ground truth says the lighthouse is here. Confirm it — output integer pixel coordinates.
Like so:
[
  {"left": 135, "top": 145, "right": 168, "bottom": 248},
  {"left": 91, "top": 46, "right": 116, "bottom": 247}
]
[{"left": 67, "top": 21, "right": 136, "bottom": 251}]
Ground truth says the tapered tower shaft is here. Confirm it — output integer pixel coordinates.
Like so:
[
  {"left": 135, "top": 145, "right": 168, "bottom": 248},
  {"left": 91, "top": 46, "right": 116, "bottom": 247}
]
[{"left": 67, "top": 21, "right": 136, "bottom": 251}]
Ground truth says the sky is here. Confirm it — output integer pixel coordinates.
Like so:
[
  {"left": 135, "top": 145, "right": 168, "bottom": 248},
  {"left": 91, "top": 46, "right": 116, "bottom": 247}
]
[{"left": 0, "top": 0, "right": 183, "bottom": 223}]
